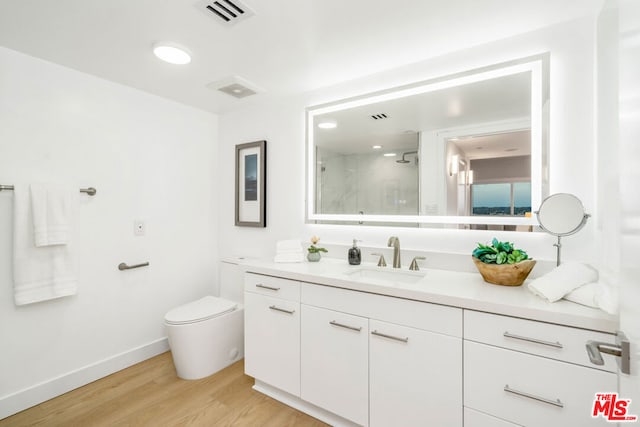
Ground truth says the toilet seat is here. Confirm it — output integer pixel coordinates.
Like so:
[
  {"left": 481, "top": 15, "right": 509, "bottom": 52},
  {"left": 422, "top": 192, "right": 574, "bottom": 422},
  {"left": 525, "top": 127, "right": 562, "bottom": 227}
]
[{"left": 164, "top": 296, "right": 237, "bottom": 325}]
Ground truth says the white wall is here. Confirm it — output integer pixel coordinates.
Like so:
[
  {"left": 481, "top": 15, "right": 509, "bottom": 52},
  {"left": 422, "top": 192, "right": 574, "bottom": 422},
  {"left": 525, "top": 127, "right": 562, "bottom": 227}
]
[
  {"left": 0, "top": 47, "right": 218, "bottom": 416},
  {"left": 218, "top": 17, "right": 599, "bottom": 264}
]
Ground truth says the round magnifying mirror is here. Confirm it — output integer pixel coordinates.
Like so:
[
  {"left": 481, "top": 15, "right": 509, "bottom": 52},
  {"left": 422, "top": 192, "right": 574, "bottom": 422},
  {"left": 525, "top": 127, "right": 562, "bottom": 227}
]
[
  {"left": 536, "top": 193, "right": 590, "bottom": 265},
  {"left": 537, "top": 193, "right": 588, "bottom": 236}
]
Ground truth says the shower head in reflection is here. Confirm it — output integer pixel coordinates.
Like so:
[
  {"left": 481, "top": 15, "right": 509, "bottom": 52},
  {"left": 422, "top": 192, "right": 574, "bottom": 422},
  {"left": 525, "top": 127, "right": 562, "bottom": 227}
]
[{"left": 396, "top": 151, "right": 418, "bottom": 164}]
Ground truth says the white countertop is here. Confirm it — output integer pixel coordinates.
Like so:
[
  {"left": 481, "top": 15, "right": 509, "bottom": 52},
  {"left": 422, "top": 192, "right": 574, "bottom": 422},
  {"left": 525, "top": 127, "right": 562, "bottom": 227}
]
[{"left": 239, "top": 257, "right": 618, "bottom": 334}]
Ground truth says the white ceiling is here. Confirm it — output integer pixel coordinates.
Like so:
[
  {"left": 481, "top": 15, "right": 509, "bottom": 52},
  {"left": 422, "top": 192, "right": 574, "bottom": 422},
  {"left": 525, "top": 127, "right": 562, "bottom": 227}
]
[
  {"left": 314, "top": 71, "right": 531, "bottom": 154},
  {"left": 0, "top": 0, "right": 604, "bottom": 114}
]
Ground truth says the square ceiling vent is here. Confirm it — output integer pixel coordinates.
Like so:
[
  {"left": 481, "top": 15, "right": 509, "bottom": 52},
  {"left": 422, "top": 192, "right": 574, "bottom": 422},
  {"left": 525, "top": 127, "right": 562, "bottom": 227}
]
[
  {"left": 196, "top": 0, "right": 255, "bottom": 26},
  {"left": 207, "top": 76, "right": 263, "bottom": 99}
]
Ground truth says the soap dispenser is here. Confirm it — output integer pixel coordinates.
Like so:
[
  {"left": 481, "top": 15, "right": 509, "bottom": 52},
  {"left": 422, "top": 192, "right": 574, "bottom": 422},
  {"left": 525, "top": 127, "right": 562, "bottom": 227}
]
[{"left": 348, "top": 239, "right": 362, "bottom": 265}]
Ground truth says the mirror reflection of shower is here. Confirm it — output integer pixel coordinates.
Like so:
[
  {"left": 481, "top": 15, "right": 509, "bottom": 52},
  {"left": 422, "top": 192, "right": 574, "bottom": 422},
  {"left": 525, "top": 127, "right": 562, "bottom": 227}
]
[
  {"left": 396, "top": 151, "right": 418, "bottom": 165},
  {"left": 315, "top": 131, "right": 419, "bottom": 218}
]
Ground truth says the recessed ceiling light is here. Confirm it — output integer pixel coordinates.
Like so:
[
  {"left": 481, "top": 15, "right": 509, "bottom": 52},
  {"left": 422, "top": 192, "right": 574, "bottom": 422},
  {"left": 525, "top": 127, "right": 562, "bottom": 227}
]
[
  {"left": 383, "top": 153, "right": 397, "bottom": 157},
  {"left": 153, "top": 43, "right": 192, "bottom": 65},
  {"left": 372, "top": 145, "right": 383, "bottom": 149},
  {"left": 318, "top": 121, "right": 337, "bottom": 129}
]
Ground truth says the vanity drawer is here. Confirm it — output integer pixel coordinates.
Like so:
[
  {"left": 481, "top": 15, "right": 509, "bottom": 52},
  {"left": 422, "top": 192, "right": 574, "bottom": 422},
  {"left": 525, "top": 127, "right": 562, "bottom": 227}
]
[
  {"left": 244, "top": 273, "right": 300, "bottom": 301},
  {"left": 464, "top": 310, "right": 617, "bottom": 371},
  {"left": 302, "top": 282, "right": 462, "bottom": 337},
  {"left": 464, "top": 341, "right": 616, "bottom": 427}
]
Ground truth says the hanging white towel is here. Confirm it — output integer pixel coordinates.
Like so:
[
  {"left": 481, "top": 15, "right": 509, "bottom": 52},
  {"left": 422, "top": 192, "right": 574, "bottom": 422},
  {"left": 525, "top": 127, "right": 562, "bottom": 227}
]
[
  {"left": 527, "top": 262, "right": 598, "bottom": 303},
  {"left": 30, "top": 183, "right": 72, "bottom": 247},
  {"left": 13, "top": 184, "right": 78, "bottom": 305}
]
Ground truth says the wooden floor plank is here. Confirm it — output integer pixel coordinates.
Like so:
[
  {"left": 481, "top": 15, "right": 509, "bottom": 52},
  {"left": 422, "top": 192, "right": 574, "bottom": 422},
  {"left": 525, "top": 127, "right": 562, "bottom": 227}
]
[{"left": 1, "top": 352, "right": 328, "bottom": 427}]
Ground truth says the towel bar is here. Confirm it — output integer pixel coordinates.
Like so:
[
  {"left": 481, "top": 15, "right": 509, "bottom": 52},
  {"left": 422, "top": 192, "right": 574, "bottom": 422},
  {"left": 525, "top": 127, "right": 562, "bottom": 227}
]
[
  {"left": 0, "top": 185, "right": 97, "bottom": 196},
  {"left": 118, "top": 262, "right": 150, "bottom": 271}
]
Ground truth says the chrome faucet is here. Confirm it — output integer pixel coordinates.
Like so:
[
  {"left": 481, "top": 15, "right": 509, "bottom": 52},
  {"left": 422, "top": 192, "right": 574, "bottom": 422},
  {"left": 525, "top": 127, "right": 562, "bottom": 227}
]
[{"left": 387, "top": 236, "right": 401, "bottom": 268}]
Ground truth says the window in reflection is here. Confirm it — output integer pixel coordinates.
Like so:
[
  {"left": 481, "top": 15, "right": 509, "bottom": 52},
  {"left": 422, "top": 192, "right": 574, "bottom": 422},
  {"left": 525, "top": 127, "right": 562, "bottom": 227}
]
[{"left": 471, "top": 181, "right": 531, "bottom": 216}]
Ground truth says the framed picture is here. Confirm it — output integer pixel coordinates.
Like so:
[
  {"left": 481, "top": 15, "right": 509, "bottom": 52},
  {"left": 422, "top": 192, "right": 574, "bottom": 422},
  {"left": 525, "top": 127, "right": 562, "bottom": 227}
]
[{"left": 235, "top": 140, "right": 266, "bottom": 227}]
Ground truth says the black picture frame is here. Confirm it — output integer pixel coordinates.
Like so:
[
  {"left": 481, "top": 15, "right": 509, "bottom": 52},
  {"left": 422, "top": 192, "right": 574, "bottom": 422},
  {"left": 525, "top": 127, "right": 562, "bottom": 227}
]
[{"left": 235, "top": 140, "right": 266, "bottom": 227}]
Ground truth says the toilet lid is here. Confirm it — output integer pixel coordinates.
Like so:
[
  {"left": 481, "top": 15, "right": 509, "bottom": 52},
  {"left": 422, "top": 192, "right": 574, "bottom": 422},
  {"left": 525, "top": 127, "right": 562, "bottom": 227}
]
[{"left": 165, "top": 296, "right": 237, "bottom": 325}]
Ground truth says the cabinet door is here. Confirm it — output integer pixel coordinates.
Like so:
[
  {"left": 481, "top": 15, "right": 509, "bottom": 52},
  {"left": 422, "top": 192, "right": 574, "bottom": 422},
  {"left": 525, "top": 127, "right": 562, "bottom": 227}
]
[
  {"left": 244, "top": 291, "right": 300, "bottom": 396},
  {"left": 369, "top": 319, "right": 462, "bottom": 427},
  {"left": 301, "top": 304, "right": 369, "bottom": 426}
]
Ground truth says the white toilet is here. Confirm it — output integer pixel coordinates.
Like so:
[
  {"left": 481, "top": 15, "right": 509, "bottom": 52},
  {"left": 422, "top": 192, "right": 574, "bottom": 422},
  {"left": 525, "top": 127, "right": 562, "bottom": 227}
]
[{"left": 164, "top": 259, "right": 245, "bottom": 380}]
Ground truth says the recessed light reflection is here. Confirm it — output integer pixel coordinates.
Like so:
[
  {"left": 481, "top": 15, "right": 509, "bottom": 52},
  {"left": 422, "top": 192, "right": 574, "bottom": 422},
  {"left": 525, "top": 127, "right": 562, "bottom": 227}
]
[
  {"left": 318, "top": 121, "right": 337, "bottom": 129},
  {"left": 383, "top": 153, "right": 396, "bottom": 157},
  {"left": 372, "top": 145, "right": 383, "bottom": 149}
]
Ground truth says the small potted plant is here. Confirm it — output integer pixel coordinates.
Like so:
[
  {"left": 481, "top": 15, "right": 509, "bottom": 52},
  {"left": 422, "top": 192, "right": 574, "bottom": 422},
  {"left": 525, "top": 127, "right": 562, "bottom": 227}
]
[
  {"left": 472, "top": 238, "right": 536, "bottom": 286},
  {"left": 307, "top": 236, "right": 328, "bottom": 262}
]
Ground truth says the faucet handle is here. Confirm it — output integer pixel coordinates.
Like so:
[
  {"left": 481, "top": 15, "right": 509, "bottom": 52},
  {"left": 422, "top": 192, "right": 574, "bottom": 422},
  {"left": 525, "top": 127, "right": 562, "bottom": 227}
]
[
  {"left": 409, "top": 256, "right": 426, "bottom": 271},
  {"left": 371, "top": 253, "right": 387, "bottom": 267}
]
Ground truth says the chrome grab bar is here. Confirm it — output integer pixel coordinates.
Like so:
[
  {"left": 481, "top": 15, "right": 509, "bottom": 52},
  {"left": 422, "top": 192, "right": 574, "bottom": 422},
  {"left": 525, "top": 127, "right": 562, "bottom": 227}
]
[
  {"left": 118, "top": 262, "right": 149, "bottom": 271},
  {"left": 504, "top": 384, "right": 564, "bottom": 408},
  {"left": 329, "top": 320, "right": 362, "bottom": 332},
  {"left": 269, "top": 305, "right": 295, "bottom": 315},
  {"left": 255, "top": 284, "right": 280, "bottom": 291},
  {"left": 371, "top": 330, "right": 409, "bottom": 343},
  {"left": 503, "top": 331, "right": 563, "bottom": 348}
]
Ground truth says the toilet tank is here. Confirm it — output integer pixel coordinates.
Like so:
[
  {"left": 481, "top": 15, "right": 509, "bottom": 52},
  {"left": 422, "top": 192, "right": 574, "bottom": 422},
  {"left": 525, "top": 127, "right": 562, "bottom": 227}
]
[{"left": 219, "top": 257, "right": 245, "bottom": 304}]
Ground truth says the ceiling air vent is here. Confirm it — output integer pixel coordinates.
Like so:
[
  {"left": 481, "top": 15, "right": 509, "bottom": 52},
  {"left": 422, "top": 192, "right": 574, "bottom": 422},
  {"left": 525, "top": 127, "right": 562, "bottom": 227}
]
[
  {"left": 197, "top": 0, "right": 255, "bottom": 26},
  {"left": 371, "top": 113, "right": 388, "bottom": 120},
  {"left": 206, "top": 76, "right": 263, "bottom": 99}
]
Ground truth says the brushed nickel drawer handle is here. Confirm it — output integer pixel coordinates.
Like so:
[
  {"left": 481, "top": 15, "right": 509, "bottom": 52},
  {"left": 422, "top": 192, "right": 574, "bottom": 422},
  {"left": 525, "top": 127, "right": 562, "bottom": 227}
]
[
  {"left": 256, "top": 284, "right": 280, "bottom": 291},
  {"left": 504, "top": 384, "right": 564, "bottom": 408},
  {"left": 503, "top": 332, "right": 563, "bottom": 349},
  {"left": 329, "top": 320, "right": 362, "bottom": 332},
  {"left": 269, "top": 305, "right": 295, "bottom": 314},
  {"left": 371, "top": 330, "right": 409, "bottom": 343}
]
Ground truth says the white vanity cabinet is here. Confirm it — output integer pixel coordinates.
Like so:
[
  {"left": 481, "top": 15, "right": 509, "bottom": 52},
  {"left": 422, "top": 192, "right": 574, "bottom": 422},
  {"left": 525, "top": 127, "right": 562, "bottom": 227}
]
[
  {"left": 244, "top": 273, "right": 301, "bottom": 397},
  {"left": 302, "top": 282, "right": 463, "bottom": 427},
  {"left": 301, "top": 304, "right": 369, "bottom": 426},
  {"left": 463, "top": 310, "right": 617, "bottom": 427},
  {"left": 369, "top": 319, "right": 462, "bottom": 427},
  {"left": 242, "top": 265, "right": 617, "bottom": 427}
]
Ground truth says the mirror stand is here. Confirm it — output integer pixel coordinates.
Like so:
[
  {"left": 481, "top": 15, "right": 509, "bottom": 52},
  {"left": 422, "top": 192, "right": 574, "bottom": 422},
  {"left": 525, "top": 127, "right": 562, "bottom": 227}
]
[{"left": 535, "top": 193, "right": 590, "bottom": 266}]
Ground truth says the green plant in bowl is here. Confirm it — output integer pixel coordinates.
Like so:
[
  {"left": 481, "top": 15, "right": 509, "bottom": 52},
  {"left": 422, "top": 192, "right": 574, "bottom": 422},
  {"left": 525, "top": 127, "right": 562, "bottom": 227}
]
[
  {"left": 472, "top": 238, "right": 535, "bottom": 286},
  {"left": 473, "top": 238, "right": 530, "bottom": 265}
]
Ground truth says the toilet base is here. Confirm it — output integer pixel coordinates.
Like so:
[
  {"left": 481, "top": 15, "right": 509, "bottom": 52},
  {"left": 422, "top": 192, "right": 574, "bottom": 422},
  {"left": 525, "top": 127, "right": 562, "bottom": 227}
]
[{"left": 166, "top": 305, "right": 244, "bottom": 380}]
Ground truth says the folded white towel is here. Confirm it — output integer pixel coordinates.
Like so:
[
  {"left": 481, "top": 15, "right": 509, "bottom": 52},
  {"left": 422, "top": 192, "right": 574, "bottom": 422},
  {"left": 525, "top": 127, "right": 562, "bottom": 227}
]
[
  {"left": 13, "top": 184, "right": 78, "bottom": 305},
  {"left": 276, "top": 239, "right": 303, "bottom": 253},
  {"left": 527, "top": 262, "right": 598, "bottom": 303},
  {"left": 564, "top": 282, "right": 619, "bottom": 315},
  {"left": 274, "top": 253, "right": 305, "bottom": 263},
  {"left": 30, "top": 183, "right": 73, "bottom": 247}
]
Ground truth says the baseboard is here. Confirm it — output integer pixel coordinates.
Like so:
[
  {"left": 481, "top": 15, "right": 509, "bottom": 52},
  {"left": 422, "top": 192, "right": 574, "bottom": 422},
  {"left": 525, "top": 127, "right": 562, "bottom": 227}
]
[
  {"left": 0, "top": 337, "right": 169, "bottom": 420},
  {"left": 253, "top": 380, "right": 361, "bottom": 427}
]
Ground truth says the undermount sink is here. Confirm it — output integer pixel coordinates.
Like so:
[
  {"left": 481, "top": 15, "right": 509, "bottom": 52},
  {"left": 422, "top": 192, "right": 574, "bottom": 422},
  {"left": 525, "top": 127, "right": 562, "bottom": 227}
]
[{"left": 345, "top": 267, "right": 426, "bottom": 285}]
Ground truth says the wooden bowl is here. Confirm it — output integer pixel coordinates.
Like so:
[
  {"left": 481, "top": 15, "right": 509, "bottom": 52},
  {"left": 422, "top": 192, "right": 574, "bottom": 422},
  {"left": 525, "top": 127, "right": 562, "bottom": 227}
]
[{"left": 472, "top": 256, "right": 536, "bottom": 286}]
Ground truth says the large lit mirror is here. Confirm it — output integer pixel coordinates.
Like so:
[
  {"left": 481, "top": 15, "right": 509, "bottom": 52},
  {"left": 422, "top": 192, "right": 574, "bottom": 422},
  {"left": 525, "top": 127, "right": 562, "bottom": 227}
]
[{"left": 306, "top": 54, "right": 549, "bottom": 229}]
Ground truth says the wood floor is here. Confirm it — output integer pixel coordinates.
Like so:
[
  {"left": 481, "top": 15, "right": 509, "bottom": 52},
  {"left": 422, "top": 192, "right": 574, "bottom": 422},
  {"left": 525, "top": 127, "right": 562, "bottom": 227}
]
[{"left": 1, "top": 352, "right": 328, "bottom": 427}]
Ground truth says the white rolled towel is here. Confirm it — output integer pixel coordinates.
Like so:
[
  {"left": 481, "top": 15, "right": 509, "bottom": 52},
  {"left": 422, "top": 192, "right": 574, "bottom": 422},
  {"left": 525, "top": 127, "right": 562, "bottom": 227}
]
[
  {"left": 276, "top": 239, "right": 303, "bottom": 253},
  {"left": 274, "top": 253, "right": 304, "bottom": 263},
  {"left": 527, "top": 262, "right": 598, "bottom": 303},
  {"left": 564, "top": 282, "right": 618, "bottom": 314}
]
